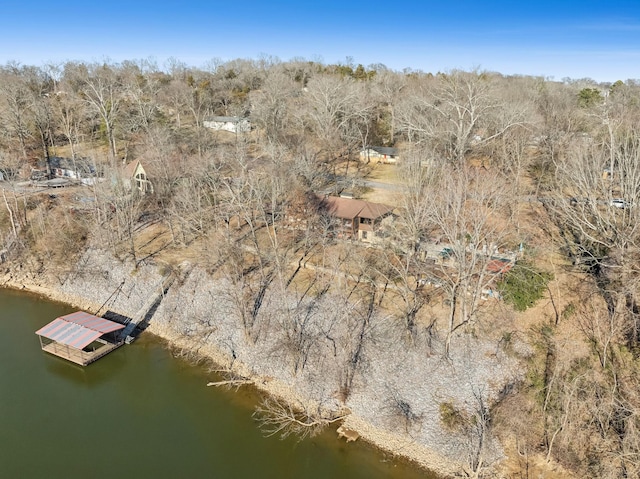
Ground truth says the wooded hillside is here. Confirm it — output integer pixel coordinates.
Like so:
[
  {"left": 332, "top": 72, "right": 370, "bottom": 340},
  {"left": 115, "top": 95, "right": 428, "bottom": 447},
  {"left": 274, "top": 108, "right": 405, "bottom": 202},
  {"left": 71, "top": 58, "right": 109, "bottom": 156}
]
[{"left": 2, "top": 58, "right": 640, "bottom": 478}]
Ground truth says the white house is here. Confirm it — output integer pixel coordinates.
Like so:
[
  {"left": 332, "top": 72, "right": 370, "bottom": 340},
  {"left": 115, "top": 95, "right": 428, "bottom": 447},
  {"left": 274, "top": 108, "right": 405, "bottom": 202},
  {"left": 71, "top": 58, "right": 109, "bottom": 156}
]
[
  {"left": 359, "top": 146, "right": 400, "bottom": 164},
  {"left": 49, "top": 157, "right": 98, "bottom": 185},
  {"left": 203, "top": 116, "right": 251, "bottom": 133}
]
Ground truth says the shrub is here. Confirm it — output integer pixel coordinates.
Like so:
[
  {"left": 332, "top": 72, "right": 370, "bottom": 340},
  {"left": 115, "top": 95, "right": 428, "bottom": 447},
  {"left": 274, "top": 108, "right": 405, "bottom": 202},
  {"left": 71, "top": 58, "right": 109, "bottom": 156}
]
[
  {"left": 439, "top": 401, "right": 465, "bottom": 430},
  {"left": 498, "top": 261, "right": 553, "bottom": 312}
]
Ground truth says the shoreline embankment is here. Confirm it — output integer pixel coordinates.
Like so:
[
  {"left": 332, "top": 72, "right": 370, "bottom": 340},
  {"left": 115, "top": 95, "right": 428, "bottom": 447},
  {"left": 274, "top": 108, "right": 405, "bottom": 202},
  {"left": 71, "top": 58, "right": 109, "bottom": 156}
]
[{"left": 1, "top": 250, "right": 513, "bottom": 478}]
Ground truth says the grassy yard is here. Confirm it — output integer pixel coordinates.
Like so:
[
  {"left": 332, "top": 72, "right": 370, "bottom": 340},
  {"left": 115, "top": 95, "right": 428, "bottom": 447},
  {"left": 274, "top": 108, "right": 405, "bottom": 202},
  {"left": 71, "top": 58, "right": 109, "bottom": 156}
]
[{"left": 367, "top": 164, "right": 401, "bottom": 184}]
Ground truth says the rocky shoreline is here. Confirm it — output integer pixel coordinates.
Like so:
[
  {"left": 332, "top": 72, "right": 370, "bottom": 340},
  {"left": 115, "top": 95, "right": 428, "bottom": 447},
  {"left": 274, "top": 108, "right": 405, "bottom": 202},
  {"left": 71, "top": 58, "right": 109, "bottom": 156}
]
[{"left": 2, "top": 249, "right": 521, "bottom": 478}]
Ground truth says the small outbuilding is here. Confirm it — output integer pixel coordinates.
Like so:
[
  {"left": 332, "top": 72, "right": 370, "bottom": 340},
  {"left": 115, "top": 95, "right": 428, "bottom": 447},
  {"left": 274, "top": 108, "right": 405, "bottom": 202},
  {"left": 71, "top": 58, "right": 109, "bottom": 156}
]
[
  {"left": 35, "top": 311, "right": 125, "bottom": 366},
  {"left": 486, "top": 258, "right": 514, "bottom": 275}
]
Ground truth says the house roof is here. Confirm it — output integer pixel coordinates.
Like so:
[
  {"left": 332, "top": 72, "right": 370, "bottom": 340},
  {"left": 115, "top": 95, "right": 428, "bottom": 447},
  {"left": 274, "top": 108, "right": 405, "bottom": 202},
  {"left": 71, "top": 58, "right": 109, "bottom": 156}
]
[
  {"left": 486, "top": 258, "right": 513, "bottom": 274},
  {"left": 321, "top": 196, "right": 394, "bottom": 220},
  {"left": 123, "top": 160, "right": 141, "bottom": 178},
  {"left": 205, "top": 116, "right": 248, "bottom": 123},
  {"left": 35, "top": 311, "right": 125, "bottom": 350},
  {"left": 49, "top": 156, "right": 96, "bottom": 174},
  {"left": 363, "top": 146, "right": 399, "bottom": 156}
]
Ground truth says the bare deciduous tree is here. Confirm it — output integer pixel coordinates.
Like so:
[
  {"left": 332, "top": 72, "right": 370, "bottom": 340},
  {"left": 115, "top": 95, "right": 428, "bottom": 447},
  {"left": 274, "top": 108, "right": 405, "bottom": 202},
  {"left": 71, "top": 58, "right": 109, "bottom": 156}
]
[
  {"left": 397, "top": 69, "right": 527, "bottom": 167},
  {"left": 253, "top": 396, "right": 348, "bottom": 441},
  {"left": 78, "top": 62, "right": 124, "bottom": 161}
]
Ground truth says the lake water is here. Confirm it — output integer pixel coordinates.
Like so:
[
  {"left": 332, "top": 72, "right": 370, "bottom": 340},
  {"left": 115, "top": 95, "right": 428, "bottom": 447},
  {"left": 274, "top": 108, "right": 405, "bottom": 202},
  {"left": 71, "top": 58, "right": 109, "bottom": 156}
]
[{"left": 0, "top": 288, "right": 437, "bottom": 478}]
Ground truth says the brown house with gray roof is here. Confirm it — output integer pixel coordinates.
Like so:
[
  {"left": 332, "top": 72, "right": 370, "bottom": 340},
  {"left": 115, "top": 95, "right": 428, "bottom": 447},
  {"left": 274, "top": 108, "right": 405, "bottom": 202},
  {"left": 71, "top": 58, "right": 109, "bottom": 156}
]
[{"left": 287, "top": 194, "right": 394, "bottom": 243}]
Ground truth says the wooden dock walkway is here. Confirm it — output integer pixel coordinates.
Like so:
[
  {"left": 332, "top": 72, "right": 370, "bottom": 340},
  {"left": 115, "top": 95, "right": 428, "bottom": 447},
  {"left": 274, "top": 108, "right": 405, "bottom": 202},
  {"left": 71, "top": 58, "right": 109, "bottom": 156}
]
[{"left": 119, "top": 273, "right": 175, "bottom": 342}]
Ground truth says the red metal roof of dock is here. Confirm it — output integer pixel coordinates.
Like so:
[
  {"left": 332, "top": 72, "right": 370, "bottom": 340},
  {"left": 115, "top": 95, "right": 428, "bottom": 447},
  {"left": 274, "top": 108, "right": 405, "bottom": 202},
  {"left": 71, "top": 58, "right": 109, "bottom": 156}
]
[{"left": 35, "top": 311, "right": 125, "bottom": 350}]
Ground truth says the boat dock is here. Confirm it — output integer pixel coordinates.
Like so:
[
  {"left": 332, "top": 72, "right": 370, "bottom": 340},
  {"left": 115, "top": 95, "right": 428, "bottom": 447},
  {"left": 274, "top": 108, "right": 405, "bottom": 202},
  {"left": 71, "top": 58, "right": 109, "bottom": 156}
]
[
  {"left": 40, "top": 338, "right": 123, "bottom": 366},
  {"left": 35, "top": 273, "right": 176, "bottom": 366},
  {"left": 35, "top": 311, "right": 125, "bottom": 366}
]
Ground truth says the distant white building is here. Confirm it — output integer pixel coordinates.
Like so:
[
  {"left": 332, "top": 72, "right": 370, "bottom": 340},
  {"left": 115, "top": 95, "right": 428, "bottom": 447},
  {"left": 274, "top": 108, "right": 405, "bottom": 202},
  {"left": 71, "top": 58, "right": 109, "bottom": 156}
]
[
  {"left": 203, "top": 116, "right": 251, "bottom": 133},
  {"left": 359, "top": 146, "right": 400, "bottom": 164}
]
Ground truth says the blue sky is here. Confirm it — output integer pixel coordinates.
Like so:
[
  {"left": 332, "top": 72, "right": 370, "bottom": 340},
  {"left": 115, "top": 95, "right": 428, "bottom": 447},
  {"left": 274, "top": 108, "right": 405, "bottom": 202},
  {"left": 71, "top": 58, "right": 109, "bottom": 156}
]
[{"left": 2, "top": 1, "right": 640, "bottom": 82}]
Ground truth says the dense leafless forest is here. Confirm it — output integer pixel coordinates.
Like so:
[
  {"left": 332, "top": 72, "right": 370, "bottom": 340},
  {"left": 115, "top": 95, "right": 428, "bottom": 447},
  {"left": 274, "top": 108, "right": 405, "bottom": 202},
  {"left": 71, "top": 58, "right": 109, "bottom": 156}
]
[{"left": 2, "top": 57, "right": 640, "bottom": 478}]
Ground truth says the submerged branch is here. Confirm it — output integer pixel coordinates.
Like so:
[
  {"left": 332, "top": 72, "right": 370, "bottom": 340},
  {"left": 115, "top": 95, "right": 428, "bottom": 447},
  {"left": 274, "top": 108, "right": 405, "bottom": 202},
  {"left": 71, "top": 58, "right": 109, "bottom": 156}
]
[
  {"left": 207, "top": 379, "right": 254, "bottom": 387},
  {"left": 253, "top": 397, "right": 350, "bottom": 441}
]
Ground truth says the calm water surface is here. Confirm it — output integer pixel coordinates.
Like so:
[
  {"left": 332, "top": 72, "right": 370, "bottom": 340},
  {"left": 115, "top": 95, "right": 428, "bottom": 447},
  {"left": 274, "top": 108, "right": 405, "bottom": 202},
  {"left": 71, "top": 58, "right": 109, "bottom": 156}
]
[{"left": 0, "top": 289, "right": 436, "bottom": 479}]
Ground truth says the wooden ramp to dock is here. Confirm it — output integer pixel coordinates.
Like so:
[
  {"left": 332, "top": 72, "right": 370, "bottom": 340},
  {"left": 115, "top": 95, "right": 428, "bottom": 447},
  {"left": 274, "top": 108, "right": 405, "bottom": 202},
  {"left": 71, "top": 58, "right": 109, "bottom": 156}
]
[{"left": 119, "top": 273, "right": 175, "bottom": 342}]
